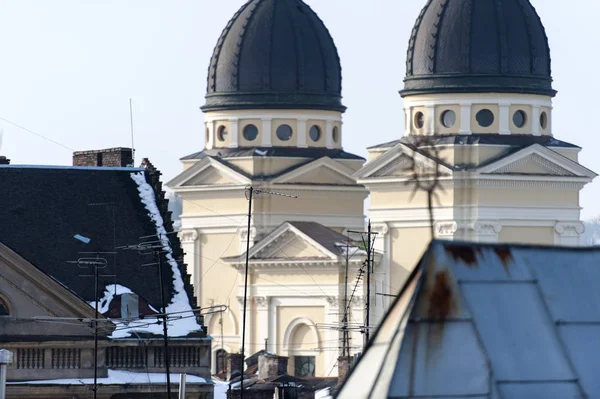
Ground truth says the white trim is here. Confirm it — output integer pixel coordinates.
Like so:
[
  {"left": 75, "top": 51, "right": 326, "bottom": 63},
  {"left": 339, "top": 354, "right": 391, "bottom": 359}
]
[
  {"left": 425, "top": 105, "right": 435, "bottom": 135},
  {"left": 261, "top": 118, "right": 272, "bottom": 147},
  {"left": 167, "top": 157, "right": 251, "bottom": 188},
  {"left": 459, "top": 103, "right": 472, "bottom": 135},
  {"left": 282, "top": 317, "right": 321, "bottom": 353},
  {"left": 403, "top": 95, "right": 553, "bottom": 108},
  {"left": 229, "top": 119, "right": 239, "bottom": 148},
  {"left": 532, "top": 106, "right": 541, "bottom": 136},
  {"left": 204, "top": 111, "right": 343, "bottom": 123},
  {"left": 499, "top": 103, "right": 510, "bottom": 135},
  {"left": 297, "top": 119, "right": 308, "bottom": 148},
  {"left": 326, "top": 120, "right": 334, "bottom": 149}
]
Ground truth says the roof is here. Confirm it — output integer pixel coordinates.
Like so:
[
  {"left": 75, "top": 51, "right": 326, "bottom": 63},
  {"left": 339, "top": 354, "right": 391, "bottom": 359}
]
[
  {"left": 0, "top": 165, "right": 194, "bottom": 313},
  {"left": 337, "top": 240, "right": 600, "bottom": 398},
  {"left": 288, "top": 222, "right": 356, "bottom": 256},
  {"left": 203, "top": 0, "right": 344, "bottom": 112},
  {"left": 181, "top": 147, "right": 365, "bottom": 162},
  {"left": 401, "top": 0, "right": 555, "bottom": 97}
]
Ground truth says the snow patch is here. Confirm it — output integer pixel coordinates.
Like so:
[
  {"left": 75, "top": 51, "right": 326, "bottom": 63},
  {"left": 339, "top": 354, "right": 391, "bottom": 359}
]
[
  {"left": 89, "top": 284, "right": 133, "bottom": 314},
  {"left": 315, "top": 387, "right": 332, "bottom": 399},
  {"left": 9, "top": 369, "right": 207, "bottom": 385},
  {"left": 335, "top": 242, "right": 367, "bottom": 257}
]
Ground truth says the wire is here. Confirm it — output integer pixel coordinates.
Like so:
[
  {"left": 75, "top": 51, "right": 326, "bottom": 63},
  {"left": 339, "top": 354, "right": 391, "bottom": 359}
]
[{"left": 0, "top": 115, "right": 74, "bottom": 151}]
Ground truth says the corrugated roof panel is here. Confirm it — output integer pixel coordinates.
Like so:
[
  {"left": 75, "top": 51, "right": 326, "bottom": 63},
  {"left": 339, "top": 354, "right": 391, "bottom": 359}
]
[
  {"left": 558, "top": 325, "right": 600, "bottom": 397},
  {"left": 436, "top": 243, "right": 533, "bottom": 282},
  {"left": 462, "top": 283, "right": 575, "bottom": 381},
  {"left": 527, "top": 252, "right": 600, "bottom": 322},
  {"left": 498, "top": 382, "right": 582, "bottom": 398},
  {"left": 388, "top": 321, "right": 489, "bottom": 398}
]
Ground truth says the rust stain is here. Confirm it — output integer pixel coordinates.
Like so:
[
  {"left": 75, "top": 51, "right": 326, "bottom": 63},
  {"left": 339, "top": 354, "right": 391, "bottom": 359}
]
[
  {"left": 494, "top": 248, "right": 514, "bottom": 276},
  {"left": 444, "top": 245, "right": 481, "bottom": 267},
  {"left": 427, "top": 270, "right": 454, "bottom": 320}
]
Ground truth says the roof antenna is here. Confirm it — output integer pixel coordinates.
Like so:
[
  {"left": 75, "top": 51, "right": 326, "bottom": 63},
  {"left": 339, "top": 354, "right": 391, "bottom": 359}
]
[{"left": 129, "top": 98, "right": 136, "bottom": 166}]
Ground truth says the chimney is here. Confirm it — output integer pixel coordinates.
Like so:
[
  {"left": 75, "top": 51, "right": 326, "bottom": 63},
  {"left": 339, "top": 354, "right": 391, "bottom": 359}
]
[
  {"left": 226, "top": 353, "right": 244, "bottom": 380},
  {"left": 0, "top": 156, "right": 9, "bottom": 165},
  {"left": 258, "top": 353, "right": 288, "bottom": 380},
  {"left": 73, "top": 148, "right": 133, "bottom": 167},
  {"left": 120, "top": 293, "right": 139, "bottom": 319},
  {"left": 337, "top": 356, "right": 353, "bottom": 384}
]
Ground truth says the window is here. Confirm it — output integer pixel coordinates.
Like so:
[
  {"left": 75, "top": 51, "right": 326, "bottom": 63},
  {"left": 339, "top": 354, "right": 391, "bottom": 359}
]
[
  {"left": 215, "top": 349, "right": 228, "bottom": 374},
  {"left": 414, "top": 112, "right": 425, "bottom": 129},
  {"left": 276, "top": 124, "right": 293, "bottom": 141},
  {"left": 309, "top": 125, "right": 321, "bottom": 142},
  {"left": 476, "top": 109, "right": 494, "bottom": 127},
  {"left": 0, "top": 297, "right": 10, "bottom": 316},
  {"left": 332, "top": 126, "right": 340, "bottom": 143},
  {"left": 217, "top": 125, "right": 228, "bottom": 142},
  {"left": 441, "top": 110, "right": 456, "bottom": 128},
  {"left": 294, "top": 356, "right": 315, "bottom": 377},
  {"left": 513, "top": 110, "right": 527, "bottom": 128},
  {"left": 243, "top": 124, "right": 258, "bottom": 141},
  {"left": 540, "top": 112, "right": 548, "bottom": 129}
]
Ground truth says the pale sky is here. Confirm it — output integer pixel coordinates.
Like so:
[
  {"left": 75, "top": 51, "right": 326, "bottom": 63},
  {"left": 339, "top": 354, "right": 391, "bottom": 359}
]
[{"left": 0, "top": 1, "right": 599, "bottom": 218}]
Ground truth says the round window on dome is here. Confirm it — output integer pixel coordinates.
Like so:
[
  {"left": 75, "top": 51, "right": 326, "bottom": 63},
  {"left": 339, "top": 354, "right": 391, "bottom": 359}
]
[
  {"left": 243, "top": 124, "right": 258, "bottom": 141},
  {"left": 414, "top": 112, "right": 425, "bottom": 129},
  {"left": 332, "top": 126, "right": 340, "bottom": 143},
  {"left": 441, "top": 110, "right": 456, "bottom": 128},
  {"left": 217, "top": 125, "right": 228, "bottom": 142},
  {"left": 513, "top": 110, "right": 527, "bottom": 128},
  {"left": 309, "top": 125, "right": 321, "bottom": 142},
  {"left": 476, "top": 109, "right": 495, "bottom": 128},
  {"left": 540, "top": 112, "right": 548, "bottom": 130},
  {"left": 276, "top": 125, "right": 293, "bottom": 141}
]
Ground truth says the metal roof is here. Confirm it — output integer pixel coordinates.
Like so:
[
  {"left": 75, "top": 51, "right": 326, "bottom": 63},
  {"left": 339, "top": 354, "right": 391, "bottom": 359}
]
[{"left": 337, "top": 240, "right": 600, "bottom": 398}]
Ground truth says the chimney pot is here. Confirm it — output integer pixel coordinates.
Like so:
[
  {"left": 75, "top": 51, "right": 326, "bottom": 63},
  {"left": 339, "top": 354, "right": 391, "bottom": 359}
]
[
  {"left": 258, "top": 353, "right": 288, "bottom": 380},
  {"left": 73, "top": 148, "right": 133, "bottom": 167}
]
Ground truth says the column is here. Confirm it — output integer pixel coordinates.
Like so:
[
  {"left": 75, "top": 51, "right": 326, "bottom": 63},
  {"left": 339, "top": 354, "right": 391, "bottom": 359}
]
[
  {"left": 425, "top": 105, "right": 435, "bottom": 135},
  {"left": 268, "top": 299, "right": 277, "bottom": 354},
  {"left": 371, "top": 223, "right": 389, "bottom": 322},
  {"left": 297, "top": 119, "right": 308, "bottom": 148},
  {"left": 206, "top": 122, "right": 215, "bottom": 149},
  {"left": 459, "top": 103, "right": 472, "bottom": 135},
  {"left": 229, "top": 119, "right": 239, "bottom": 148},
  {"left": 403, "top": 107, "right": 411, "bottom": 136},
  {"left": 237, "top": 291, "right": 253, "bottom": 358},
  {"left": 323, "top": 297, "right": 338, "bottom": 376},
  {"left": 531, "top": 106, "right": 541, "bottom": 136},
  {"left": 180, "top": 229, "right": 200, "bottom": 302},
  {"left": 255, "top": 296, "right": 270, "bottom": 352},
  {"left": 473, "top": 221, "right": 502, "bottom": 243},
  {"left": 555, "top": 222, "right": 584, "bottom": 246},
  {"left": 325, "top": 120, "right": 334, "bottom": 149},
  {"left": 261, "top": 118, "right": 272, "bottom": 147},
  {"left": 499, "top": 103, "right": 510, "bottom": 135}
]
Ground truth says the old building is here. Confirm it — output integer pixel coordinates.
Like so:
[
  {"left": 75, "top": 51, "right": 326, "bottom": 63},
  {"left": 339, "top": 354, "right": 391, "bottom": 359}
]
[
  {"left": 168, "top": 0, "right": 595, "bottom": 378},
  {"left": 0, "top": 149, "right": 213, "bottom": 398}
]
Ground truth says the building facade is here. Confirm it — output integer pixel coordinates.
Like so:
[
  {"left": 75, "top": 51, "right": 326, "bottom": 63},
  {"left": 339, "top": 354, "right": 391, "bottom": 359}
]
[{"left": 169, "top": 0, "right": 595, "bottom": 377}]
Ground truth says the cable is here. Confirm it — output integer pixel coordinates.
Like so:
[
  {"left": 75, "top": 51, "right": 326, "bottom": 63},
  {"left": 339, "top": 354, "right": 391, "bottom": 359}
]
[{"left": 0, "top": 115, "right": 74, "bottom": 151}]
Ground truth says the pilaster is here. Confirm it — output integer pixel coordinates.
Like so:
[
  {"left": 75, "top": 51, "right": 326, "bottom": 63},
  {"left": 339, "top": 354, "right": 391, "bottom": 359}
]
[{"left": 555, "top": 222, "right": 584, "bottom": 246}]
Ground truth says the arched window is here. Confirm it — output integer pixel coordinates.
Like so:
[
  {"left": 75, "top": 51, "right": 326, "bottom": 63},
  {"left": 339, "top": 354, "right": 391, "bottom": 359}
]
[
  {"left": 0, "top": 296, "right": 10, "bottom": 316},
  {"left": 215, "top": 349, "right": 228, "bottom": 374}
]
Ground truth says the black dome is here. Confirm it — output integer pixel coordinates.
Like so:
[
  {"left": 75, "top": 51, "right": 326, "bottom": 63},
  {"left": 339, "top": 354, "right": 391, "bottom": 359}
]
[
  {"left": 401, "top": 0, "right": 555, "bottom": 97},
  {"left": 202, "top": 0, "right": 345, "bottom": 112}
]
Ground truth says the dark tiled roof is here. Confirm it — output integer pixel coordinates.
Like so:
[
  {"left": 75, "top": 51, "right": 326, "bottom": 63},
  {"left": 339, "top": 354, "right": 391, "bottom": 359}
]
[
  {"left": 368, "top": 134, "right": 580, "bottom": 150},
  {"left": 180, "top": 147, "right": 365, "bottom": 162},
  {"left": 0, "top": 165, "right": 193, "bottom": 310},
  {"left": 289, "top": 221, "right": 355, "bottom": 256}
]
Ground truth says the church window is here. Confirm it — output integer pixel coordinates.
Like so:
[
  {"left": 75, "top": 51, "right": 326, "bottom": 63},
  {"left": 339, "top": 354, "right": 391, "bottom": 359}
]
[
  {"left": 513, "top": 110, "right": 527, "bottom": 128},
  {"left": 309, "top": 125, "right": 321, "bottom": 142},
  {"left": 476, "top": 109, "right": 494, "bottom": 127},
  {"left": 0, "top": 296, "right": 10, "bottom": 316},
  {"left": 540, "top": 112, "right": 548, "bottom": 129},
  {"left": 414, "top": 112, "right": 425, "bottom": 129},
  {"left": 332, "top": 126, "right": 340, "bottom": 143},
  {"left": 215, "top": 349, "right": 228, "bottom": 374},
  {"left": 294, "top": 356, "right": 315, "bottom": 377},
  {"left": 441, "top": 110, "right": 456, "bottom": 128},
  {"left": 217, "top": 125, "right": 228, "bottom": 142},
  {"left": 243, "top": 124, "right": 259, "bottom": 141},
  {"left": 276, "top": 124, "right": 293, "bottom": 141}
]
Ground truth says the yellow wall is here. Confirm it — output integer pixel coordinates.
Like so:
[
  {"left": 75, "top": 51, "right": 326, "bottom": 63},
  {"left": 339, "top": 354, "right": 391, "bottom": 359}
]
[
  {"left": 499, "top": 226, "right": 555, "bottom": 245},
  {"left": 389, "top": 227, "right": 432, "bottom": 294},
  {"left": 478, "top": 188, "right": 578, "bottom": 207}
]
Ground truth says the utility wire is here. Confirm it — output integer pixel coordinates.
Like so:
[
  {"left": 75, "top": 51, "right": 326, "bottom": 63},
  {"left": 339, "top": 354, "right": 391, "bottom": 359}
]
[{"left": 0, "top": 115, "right": 74, "bottom": 151}]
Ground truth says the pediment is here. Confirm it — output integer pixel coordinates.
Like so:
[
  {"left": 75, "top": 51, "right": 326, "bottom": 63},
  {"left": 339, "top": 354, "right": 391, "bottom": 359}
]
[
  {"left": 167, "top": 157, "right": 251, "bottom": 188},
  {"left": 478, "top": 144, "right": 596, "bottom": 179},
  {"left": 273, "top": 157, "right": 357, "bottom": 185},
  {"left": 252, "top": 231, "right": 332, "bottom": 260},
  {"left": 182, "top": 166, "right": 240, "bottom": 186}
]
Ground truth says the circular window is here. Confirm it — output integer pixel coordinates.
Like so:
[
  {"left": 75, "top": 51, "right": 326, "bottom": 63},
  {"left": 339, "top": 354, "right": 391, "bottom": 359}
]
[
  {"left": 414, "top": 112, "right": 425, "bottom": 129},
  {"left": 540, "top": 112, "right": 548, "bottom": 129},
  {"left": 332, "top": 126, "right": 340, "bottom": 143},
  {"left": 276, "top": 124, "right": 293, "bottom": 141},
  {"left": 243, "top": 124, "right": 258, "bottom": 141},
  {"left": 309, "top": 125, "right": 321, "bottom": 142},
  {"left": 476, "top": 109, "right": 495, "bottom": 127},
  {"left": 441, "top": 110, "right": 456, "bottom": 128},
  {"left": 513, "top": 110, "right": 527, "bottom": 128},
  {"left": 217, "top": 125, "right": 228, "bottom": 142}
]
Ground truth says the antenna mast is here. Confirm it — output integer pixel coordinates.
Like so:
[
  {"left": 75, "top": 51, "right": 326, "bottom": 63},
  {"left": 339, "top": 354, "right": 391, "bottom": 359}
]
[{"left": 129, "top": 98, "right": 135, "bottom": 165}]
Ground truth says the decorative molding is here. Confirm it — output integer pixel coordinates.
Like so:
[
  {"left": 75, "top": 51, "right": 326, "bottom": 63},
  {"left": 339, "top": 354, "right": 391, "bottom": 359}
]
[
  {"left": 180, "top": 229, "right": 198, "bottom": 244},
  {"left": 473, "top": 221, "right": 502, "bottom": 236},
  {"left": 253, "top": 296, "right": 269, "bottom": 309},
  {"left": 325, "top": 296, "right": 339, "bottom": 308},
  {"left": 371, "top": 222, "right": 389, "bottom": 236},
  {"left": 435, "top": 221, "right": 458, "bottom": 237},
  {"left": 494, "top": 153, "right": 573, "bottom": 176},
  {"left": 555, "top": 222, "right": 585, "bottom": 237},
  {"left": 0, "top": 273, "right": 57, "bottom": 317}
]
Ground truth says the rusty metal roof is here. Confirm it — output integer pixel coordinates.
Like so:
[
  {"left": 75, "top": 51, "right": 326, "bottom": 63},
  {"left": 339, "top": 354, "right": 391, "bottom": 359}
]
[{"left": 337, "top": 240, "right": 600, "bottom": 398}]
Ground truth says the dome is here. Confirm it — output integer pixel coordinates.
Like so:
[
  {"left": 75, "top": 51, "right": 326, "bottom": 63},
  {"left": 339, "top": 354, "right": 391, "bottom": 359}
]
[
  {"left": 202, "top": 0, "right": 345, "bottom": 113},
  {"left": 401, "top": 0, "right": 555, "bottom": 97}
]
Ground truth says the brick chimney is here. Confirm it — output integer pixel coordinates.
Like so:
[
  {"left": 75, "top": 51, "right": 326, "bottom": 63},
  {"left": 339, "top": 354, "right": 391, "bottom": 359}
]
[
  {"left": 73, "top": 148, "right": 133, "bottom": 167},
  {"left": 258, "top": 353, "right": 288, "bottom": 380},
  {"left": 226, "top": 353, "right": 244, "bottom": 380},
  {"left": 0, "top": 156, "right": 9, "bottom": 165},
  {"left": 337, "top": 356, "right": 353, "bottom": 384}
]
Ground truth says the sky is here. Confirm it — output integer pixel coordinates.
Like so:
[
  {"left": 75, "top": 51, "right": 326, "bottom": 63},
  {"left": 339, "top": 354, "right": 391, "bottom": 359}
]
[{"left": 0, "top": 0, "right": 599, "bottom": 218}]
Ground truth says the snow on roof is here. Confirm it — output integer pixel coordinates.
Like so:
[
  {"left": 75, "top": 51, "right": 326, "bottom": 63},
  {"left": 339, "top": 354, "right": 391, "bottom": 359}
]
[
  {"left": 315, "top": 387, "right": 333, "bottom": 399},
  {"left": 9, "top": 369, "right": 207, "bottom": 386}
]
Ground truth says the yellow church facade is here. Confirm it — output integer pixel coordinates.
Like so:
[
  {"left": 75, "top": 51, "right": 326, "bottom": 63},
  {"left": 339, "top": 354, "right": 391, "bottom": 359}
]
[{"left": 168, "top": 0, "right": 595, "bottom": 377}]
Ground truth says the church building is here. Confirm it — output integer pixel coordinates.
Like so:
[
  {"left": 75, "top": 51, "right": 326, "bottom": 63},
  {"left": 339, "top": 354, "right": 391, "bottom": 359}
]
[{"left": 168, "top": 0, "right": 595, "bottom": 378}]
